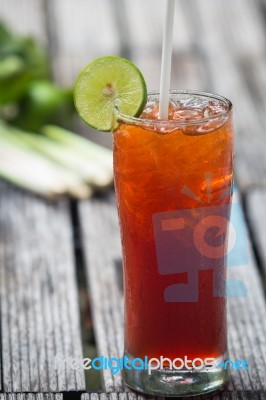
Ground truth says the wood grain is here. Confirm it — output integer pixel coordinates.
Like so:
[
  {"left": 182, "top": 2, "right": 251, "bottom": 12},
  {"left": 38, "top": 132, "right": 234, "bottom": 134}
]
[
  {"left": 81, "top": 391, "right": 266, "bottom": 400},
  {"left": 79, "top": 192, "right": 124, "bottom": 393},
  {"left": 0, "top": 0, "right": 47, "bottom": 44},
  {"left": 0, "top": 395, "right": 62, "bottom": 400},
  {"left": 0, "top": 183, "right": 85, "bottom": 392},
  {"left": 46, "top": 0, "right": 117, "bottom": 149},
  {"left": 183, "top": 0, "right": 266, "bottom": 191},
  {"left": 246, "top": 187, "right": 266, "bottom": 284}
]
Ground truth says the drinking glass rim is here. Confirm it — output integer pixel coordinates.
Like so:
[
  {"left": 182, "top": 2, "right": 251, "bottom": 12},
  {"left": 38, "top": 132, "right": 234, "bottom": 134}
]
[{"left": 115, "top": 90, "right": 232, "bottom": 127}]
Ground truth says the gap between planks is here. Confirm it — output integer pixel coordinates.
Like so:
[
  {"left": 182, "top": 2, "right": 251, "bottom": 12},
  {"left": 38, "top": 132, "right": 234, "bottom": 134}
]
[
  {"left": 0, "top": 396, "right": 62, "bottom": 400},
  {"left": 0, "top": 183, "right": 85, "bottom": 393},
  {"left": 246, "top": 187, "right": 266, "bottom": 285}
]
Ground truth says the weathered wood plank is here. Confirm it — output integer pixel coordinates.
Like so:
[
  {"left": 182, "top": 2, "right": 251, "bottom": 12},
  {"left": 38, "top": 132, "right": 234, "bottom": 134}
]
[
  {"left": 246, "top": 187, "right": 266, "bottom": 284},
  {"left": 0, "top": 182, "right": 85, "bottom": 393},
  {"left": 0, "top": 395, "right": 62, "bottom": 400},
  {"left": 79, "top": 192, "right": 124, "bottom": 393},
  {"left": 81, "top": 391, "right": 266, "bottom": 400},
  {"left": 45, "top": 0, "right": 120, "bottom": 149},
  {"left": 47, "top": 0, "right": 120, "bottom": 86},
  {"left": 79, "top": 190, "right": 266, "bottom": 393},
  {"left": 0, "top": 0, "right": 47, "bottom": 44},
  {"left": 0, "top": 322, "right": 2, "bottom": 391},
  {"left": 127, "top": 0, "right": 206, "bottom": 91},
  {"left": 81, "top": 393, "right": 153, "bottom": 400},
  {"left": 224, "top": 196, "right": 266, "bottom": 391},
  {"left": 81, "top": 390, "right": 266, "bottom": 399},
  {"left": 183, "top": 0, "right": 266, "bottom": 191}
]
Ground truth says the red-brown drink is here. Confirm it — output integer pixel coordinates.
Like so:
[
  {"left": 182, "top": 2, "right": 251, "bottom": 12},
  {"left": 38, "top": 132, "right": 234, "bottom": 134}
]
[{"left": 113, "top": 91, "right": 233, "bottom": 396}]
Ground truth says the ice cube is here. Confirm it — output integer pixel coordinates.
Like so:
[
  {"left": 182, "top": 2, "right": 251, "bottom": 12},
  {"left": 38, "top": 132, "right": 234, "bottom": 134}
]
[
  {"left": 181, "top": 96, "right": 209, "bottom": 109},
  {"left": 173, "top": 108, "right": 204, "bottom": 121},
  {"left": 203, "top": 104, "right": 225, "bottom": 118}
]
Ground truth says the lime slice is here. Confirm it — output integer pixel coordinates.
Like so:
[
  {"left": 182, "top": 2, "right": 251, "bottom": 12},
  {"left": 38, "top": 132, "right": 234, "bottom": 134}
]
[{"left": 74, "top": 56, "right": 147, "bottom": 131}]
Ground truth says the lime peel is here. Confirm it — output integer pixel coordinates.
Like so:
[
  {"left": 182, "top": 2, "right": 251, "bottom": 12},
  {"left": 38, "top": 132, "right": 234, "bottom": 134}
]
[{"left": 74, "top": 56, "right": 147, "bottom": 132}]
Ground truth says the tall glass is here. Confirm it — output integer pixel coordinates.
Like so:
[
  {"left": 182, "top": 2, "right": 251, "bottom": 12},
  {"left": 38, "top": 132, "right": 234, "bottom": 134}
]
[{"left": 112, "top": 91, "right": 233, "bottom": 396}]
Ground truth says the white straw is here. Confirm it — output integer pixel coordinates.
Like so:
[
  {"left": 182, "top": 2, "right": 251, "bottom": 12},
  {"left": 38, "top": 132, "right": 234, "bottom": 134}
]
[{"left": 159, "top": 0, "right": 176, "bottom": 119}]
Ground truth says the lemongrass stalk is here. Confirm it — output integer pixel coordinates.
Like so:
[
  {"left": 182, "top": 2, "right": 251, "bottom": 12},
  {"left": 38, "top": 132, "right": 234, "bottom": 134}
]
[
  {"left": 2, "top": 126, "right": 112, "bottom": 188},
  {"left": 0, "top": 139, "right": 65, "bottom": 197},
  {"left": 0, "top": 134, "right": 91, "bottom": 199},
  {"left": 22, "top": 132, "right": 110, "bottom": 187},
  {"left": 42, "top": 125, "right": 114, "bottom": 189},
  {"left": 41, "top": 125, "right": 113, "bottom": 169}
]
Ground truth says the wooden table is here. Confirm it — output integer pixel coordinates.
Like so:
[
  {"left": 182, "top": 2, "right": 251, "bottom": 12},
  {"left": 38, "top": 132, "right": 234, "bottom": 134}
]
[{"left": 0, "top": 0, "right": 266, "bottom": 399}]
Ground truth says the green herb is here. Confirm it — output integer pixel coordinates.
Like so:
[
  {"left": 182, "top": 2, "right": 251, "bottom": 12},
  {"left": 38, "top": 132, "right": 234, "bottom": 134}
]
[
  {"left": 0, "top": 120, "right": 113, "bottom": 198},
  {"left": 0, "top": 22, "right": 113, "bottom": 198}
]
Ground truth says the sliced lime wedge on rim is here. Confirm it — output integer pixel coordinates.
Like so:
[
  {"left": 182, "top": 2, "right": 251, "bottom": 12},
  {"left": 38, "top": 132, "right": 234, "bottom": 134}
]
[{"left": 74, "top": 56, "right": 148, "bottom": 132}]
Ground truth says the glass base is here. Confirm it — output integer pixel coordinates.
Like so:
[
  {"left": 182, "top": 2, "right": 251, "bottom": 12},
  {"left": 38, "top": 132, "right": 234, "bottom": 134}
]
[{"left": 123, "top": 352, "right": 228, "bottom": 397}]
